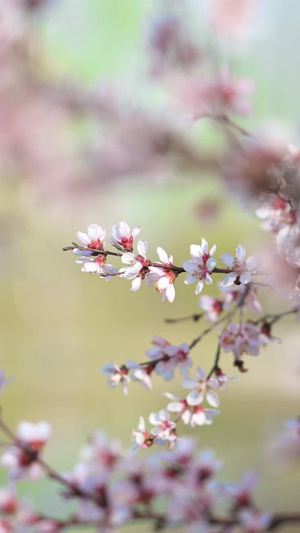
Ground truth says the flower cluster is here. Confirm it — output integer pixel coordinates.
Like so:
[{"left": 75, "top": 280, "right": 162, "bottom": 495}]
[
  {"left": 0, "top": 415, "right": 276, "bottom": 533},
  {"left": 66, "top": 223, "right": 264, "bottom": 303}
]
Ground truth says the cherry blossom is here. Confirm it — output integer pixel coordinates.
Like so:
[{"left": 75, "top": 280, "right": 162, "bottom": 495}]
[
  {"left": 149, "top": 409, "right": 177, "bottom": 443},
  {"left": 183, "top": 239, "right": 217, "bottom": 294},
  {"left": 1, "top": 422, "right": 51, "bottom": 481},
  {"left": 76, "top": 224, "right": 106, "bottom": 251},
  {"left": 198, "top": 295, "right": 223, "bottom": 322},
  {"left": 119, "top": 240, "right": 151, "bottom": 292},
  {"left": 239, "top": 510, "right": 272, "bottom": 533},
  {"left": 221, "top": 322, "right": 269, "bottom": 360},
  {"left": 130, "top": 365, "right": 153, "bottom": 391},
  {"left": 148, "top": 247, "right": 177, "bottom": 303},
  {"left": 220, "top": 245, "right": 257, "bottom": 286},
  {"left": 101, "top": 363, "right": 131, "bottom": 395},
  {"left": 76, "top": 256, "right": 118, "bottom": 280},
  {"left": 0, "top": 487, "right": 18, "bottom": 514},
  {"left": 165, "top": 392, "right": 220, "bottom": 428},
  {"left": 131, "top": 417, "right": 155, "bottom": 450},
  {"left": 110, "top": 222, "right": 141, "bottom": 252},
  {"left": 181, "top": 367, "right": 220, "bottom": 408}
]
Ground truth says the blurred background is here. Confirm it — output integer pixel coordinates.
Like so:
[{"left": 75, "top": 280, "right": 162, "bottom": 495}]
[{"left": 0, "top": 0, "right": 300, "bottom": 531}]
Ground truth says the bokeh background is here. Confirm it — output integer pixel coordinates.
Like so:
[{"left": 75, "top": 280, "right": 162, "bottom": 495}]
[{"left": 1, "top": 1, "right": 300, "bottom": 531}]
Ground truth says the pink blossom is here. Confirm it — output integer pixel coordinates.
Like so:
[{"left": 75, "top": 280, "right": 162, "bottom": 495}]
[
  {"left": 0, "top": 487, "right": 17, "bottom": 514},
  {"left": 149, "top": 409, "right": 177, "bottom": 443},
  {"left": 165, "top": 392, "right": 219, "bottom": 428},
  {"left": 110, "top": 221, "right": 141, "bottom": 252},
  {"left": 101, "top": 363, "right": 131, "bottom": 395},
  {"left": 181, "top": 367, "right": 220, "bottom": 408},
  {"left": 221, "top": 322, "right": 268, "bottom": 359},
  {"left": 221, "top": 245, "right": 257, "bottom": 286},
  {"left": 239, "top": 510, "right": 272, "bottom": 532},
  {"left": 119, "top": 240, "right": 150, "bottom": 292},
  {"left": 227, "top": 471, "right": 259, "bottom": 507},
  {"left": 1, "top": 422, "right": 51, "bottom": 481},
  {"left": 131, "top": 417, "right": 155, "bottom": 450},
  {"left": 198, "top": 295, "right": 223, "bottom": 322},
  {"left": 76, "top": 224, "right": 106, "bottom": 251},
  {"left": 148, "top": 247, "right": 177, "bottom": 303},
  {"left": 183, "top": 239, "right": 217, "bottom": 294},
  {"left": 146, "top": 339, "right": 192, "bottom": 380},
  {"left": 76, "top": 256, "right": 118, "bottom": 280}
]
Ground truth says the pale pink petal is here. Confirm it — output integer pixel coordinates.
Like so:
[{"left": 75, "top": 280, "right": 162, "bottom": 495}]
[
  {"left": 220, "top": 272, "right": 237, "bottom": 287},
  {"left": 157, "top": 276, "right": 170, "bottom": 290},
  {"left": 205, "top": 274, "right": 213, "bottom": 285},
  {"left": 137, "top": 417, "right": 145, "bottom": 432},
  {"left": 183, "top": 260, "right": 197, "bottom": 274},
  {"left": 191, "top": 411, "right": 207, "bottom": 426},
  {"left": 76, "top": 231, "right": 90, "bottom": 246},
  {"left": 246, "top": 256, "right": 257, "bottom": 270},
  {"left": 190, "top": 245, "right": 203, "bottom": 259},
  {"left": 185, "top": 273, "right": 197, "bottom": 285},
  {"left": 195, "top": 280, "right": 204, "bottom": 294},
  {"left": 236, "top": 244, "right": 246, "bottom": 262},
  {"left": 201, "top": 238, "right": 209, "bottom": 254},
  {"left": 132, "top": 226, "right": 141, "bottom": 239},
  {"left": 240, "top": 272, "right": 252, "bottom": 284},
  {"left": 157, "top": 247, "right": 169, "bottom": 264},
  {"left": 206, "top": 257, "right": 216, "bottom": 271},
  {"left": 166, "top": 284, "right": 175, "bottom": 303},
  {"left": 181, "top": 377, "right": 198, "bottom": 389},
  {"left": 181, "top": 410, "right": 192, "bottom": 425},
  {"left": 196, "top": 367, "right": 207, "bottom": 380},
  {"left": 149, "top": 413, "right": 159, "bottom": 425},
  {"left": 130, "top": 277, "right": 142, "bottom": 292},
  {"left": 210, "top": 244, "right": 217, "bottom": 256},
  {"left": 118, "top": 221, "right": 130, "bottom": 238},
  {"left": 206, "top": 390, "right": 220, "bottom": 408},
  {"left": 220, "top": 253, "right": 235, "bottom": 268},
  {"left": 187, "top": 390, "right": 204, "bottom": 405},
  {"left": 137, "top": 240, "right": 148, "bottom": 257},
  {"left": 167, "top": 401, "right": 183, "bottom": 413}
]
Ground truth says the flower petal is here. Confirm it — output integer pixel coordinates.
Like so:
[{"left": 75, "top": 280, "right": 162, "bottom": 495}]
[
  {"left": 236, "top": 244, "right": 246, "bottom": 262},
  {"left": 220, "top": 272, "right": 237, "bottom": 287},
  {"left": 220, "top": 253, "right": 234, "bottom": 268}
]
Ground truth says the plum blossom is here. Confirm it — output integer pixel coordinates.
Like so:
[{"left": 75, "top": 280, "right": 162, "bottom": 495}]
[
  {"left": 131, "top": 417, "right": 155, "bottom": 450},
  {"left": 181, "top": 367, "right": 220, "bottom": 408},
  {"left": 101, "top": 362, "right": 134, "bottom": 395},
  {"left": 220, "top": 245, "right": 257, "bottom": 286},
  {"left": 221, "top": 322, "right": 269, "bottom": 360},
  {"left": 148, "top": 247, "right": 177, "bottom": 303},
  {"left": 130, "top": 364, "right": 153, "bottom": 391},
  {"left": 177, "top": 71, "right": 254, "bottom": 120},
  {"left": 1, "top": 422, "right": 52, "bottom": 481},
  {"left": 239, "top": 510, "right": 272, "bottom": 532},
  {"left": 165, "top": 392, "right": 220, "bottom": 428},
  {"left": 76, "top": 256, "right": 118, "bottom": 280},
  {"left": 119, "top": 240, "right": 151, "bottom": 292},
  {"left": 183, "top": 239, "right": 217, "bottom": 294},
  {"left": 227, "top": 471, "right": 259, "bottom": 507},
  {"left": 149, "top": 409, "right": 177, "bottom": 444},
  {"left": 198, "top": 295, "right": 223, "bottom": 322},
  {"left": 146, "top": 338, "right": 192, "bottom": 380},
  {"left": 214, "top": 368, "right": 239, "bottom": 391},
  {"left": 110, "top": 222, "right": 141, "bottom": 252},
  {"left": 164, "top": 393, "right": 191, "bottom": 425},
  {"left": 272, "top": 419, "right": 300, "bottom": 465},
  {"left": 76, "top": 224, "right": 106, "bottom": 252},
  {"left": 0, "top": 487, "right": 18, "bottom": 514}
]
